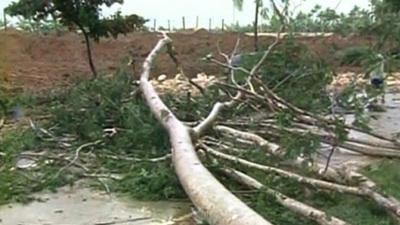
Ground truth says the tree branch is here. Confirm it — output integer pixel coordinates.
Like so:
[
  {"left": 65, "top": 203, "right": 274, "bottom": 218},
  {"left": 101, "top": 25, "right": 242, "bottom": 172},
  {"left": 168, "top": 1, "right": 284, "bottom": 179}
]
[{"left": 222, "top": 168, "right": 352, "bottom": 225}]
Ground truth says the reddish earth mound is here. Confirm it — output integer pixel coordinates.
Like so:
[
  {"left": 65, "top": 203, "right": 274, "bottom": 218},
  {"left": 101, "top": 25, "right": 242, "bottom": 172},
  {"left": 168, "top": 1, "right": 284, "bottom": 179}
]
[{"left": 0, "top": 29, "right": 376, "bottom": 92}]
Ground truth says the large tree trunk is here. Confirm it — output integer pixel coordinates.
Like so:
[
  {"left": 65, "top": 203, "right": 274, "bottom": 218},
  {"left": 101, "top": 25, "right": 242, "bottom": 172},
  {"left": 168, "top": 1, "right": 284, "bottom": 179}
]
[{"left": 139, "top": 33, "right": 273, "bottom": 225}]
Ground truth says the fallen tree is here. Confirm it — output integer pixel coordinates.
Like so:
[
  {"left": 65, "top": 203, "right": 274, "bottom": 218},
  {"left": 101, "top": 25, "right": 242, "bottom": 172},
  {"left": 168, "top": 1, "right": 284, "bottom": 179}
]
[
  {"left": 137, "top": 31, "right": 400, "bottom": 224},
  {"left": 139, "top": 32, "right": 273, "bottom": 225}
]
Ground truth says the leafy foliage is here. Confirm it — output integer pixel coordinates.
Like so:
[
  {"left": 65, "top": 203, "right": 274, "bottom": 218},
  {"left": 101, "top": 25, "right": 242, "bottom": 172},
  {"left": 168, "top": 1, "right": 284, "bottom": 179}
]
[
  {"left": 280, "top": 131, "right": 320, "bottom": 161},
  {"left": 45, "top": 68, "right": 186, "bottom": 200},
  {"left": 238, "top": 39, "right": 333, "bottom": 113},
  {"left": 5, "top": 0, "right": 147, "bottom": 40},
  {"left": 0, "top": 68, "right": 190, "bottom": 205},
  {"left": 334, "top": 46, "right": 375, "bottom": 66}
]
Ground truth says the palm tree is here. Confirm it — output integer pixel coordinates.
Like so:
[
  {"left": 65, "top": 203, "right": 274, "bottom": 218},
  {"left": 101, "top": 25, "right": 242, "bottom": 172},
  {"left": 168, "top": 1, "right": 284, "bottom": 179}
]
[{"left": 233, "top": 0, "right": 262, "bottom": 51}]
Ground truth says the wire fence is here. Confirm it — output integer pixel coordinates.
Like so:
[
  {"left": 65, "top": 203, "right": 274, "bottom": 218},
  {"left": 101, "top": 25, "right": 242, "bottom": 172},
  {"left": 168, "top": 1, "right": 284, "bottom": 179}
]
[{"left": 147, "top": 16, "right": 228, "bottom": 33}]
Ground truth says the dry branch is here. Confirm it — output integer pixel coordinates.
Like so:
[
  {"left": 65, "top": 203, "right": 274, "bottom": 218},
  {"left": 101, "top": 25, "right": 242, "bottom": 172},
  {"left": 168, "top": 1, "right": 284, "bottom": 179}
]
[
  {"left": 222, "top": 168, "right": 351, "bottom": 225},
  {"left": 193, "top": 93, "right": 242, "bottom": 137},
  {"left": 54, "top": 140, "right": 102, "bottom": 178},
  {"left": 195, "top": 34, "right": 281, "bottom": 137},
  {"left": 165, "top": 42, "right": 205, "bottom": 95},
  {"left": 213, "top": 125, "right": 344, "bottom": 182},
  {"left": 139, "top": 32, "right": 272, "bottom": 225},
  {"left": 103, "top": 154, "right": 171, "bottom": 162},
  {"left": 256, "top": 122, "right": 400, "bottom": 158},
  {"left": 0, "top": 117, "right": 4, "bottom": 129},
  {"left": 220, "top": 74, "right": 399, "bottom": 147},
  {"left": 201, "top": 144, "right": 362, "bottom": 195},
  {"left": 214, "top": 125, "right": 281, "bottom": 156},
  {"left": 202, "top": 144, "right": 400, "bottom": 219}
]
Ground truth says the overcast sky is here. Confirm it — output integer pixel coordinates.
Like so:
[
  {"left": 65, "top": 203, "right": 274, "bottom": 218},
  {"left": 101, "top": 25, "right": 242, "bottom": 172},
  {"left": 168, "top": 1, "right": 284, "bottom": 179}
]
[{"left": 1, "top": 0, "right": 371, "bottom": 28}]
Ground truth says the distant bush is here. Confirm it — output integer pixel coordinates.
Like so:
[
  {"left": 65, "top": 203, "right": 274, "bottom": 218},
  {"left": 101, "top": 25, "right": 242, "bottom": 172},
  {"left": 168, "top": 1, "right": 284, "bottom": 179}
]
[{"left": 334, "top": 46, "right": 375, "bottom": 66}]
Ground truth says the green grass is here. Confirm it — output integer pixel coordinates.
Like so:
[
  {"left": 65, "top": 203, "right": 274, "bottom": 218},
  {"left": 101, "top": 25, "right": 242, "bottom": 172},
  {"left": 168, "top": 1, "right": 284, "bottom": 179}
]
[
  {"left": 364, "top": 160, "right": 400, "bottom": 200},
  {"left": 0, "top": 130, "right": 72, "bottom": 205}
]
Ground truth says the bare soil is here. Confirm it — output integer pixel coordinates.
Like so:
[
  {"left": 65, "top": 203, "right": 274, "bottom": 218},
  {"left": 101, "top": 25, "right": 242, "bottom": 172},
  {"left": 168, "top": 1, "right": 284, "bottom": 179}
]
[{"left": 0, "top": 29, "right": 377, "bottom": 92}]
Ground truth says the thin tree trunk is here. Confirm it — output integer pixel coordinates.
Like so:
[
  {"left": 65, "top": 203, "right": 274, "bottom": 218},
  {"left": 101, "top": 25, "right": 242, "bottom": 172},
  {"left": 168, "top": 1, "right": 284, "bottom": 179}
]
[
  {"left": 254, "top": 0, "right": 260, "bottom": 51},
  {"left": 75, "top": 22, "right": 97, "bottom": 78}
]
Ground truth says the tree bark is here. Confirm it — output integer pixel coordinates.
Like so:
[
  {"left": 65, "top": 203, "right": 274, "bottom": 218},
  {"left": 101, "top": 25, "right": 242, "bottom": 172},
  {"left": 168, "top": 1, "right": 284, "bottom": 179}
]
[{"left": 139, "top": 33, "right": 273, "bottom": 225}]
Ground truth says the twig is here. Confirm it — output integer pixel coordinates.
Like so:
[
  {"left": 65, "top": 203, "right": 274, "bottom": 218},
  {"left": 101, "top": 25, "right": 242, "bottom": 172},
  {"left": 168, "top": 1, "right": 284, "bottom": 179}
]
[
  {"left": 248, "top": 28, "right": 282, "bottom": 81},
  {"left": 269, "top": 0, "right": 288, "bottom": 28},
  {"left": 205, "top": 57, "right": 251, "bottom": 75},
  {"left": 82, "top": 173, "right": 122, "bottom": 180},
  {"left": 54, "top": 140, "right": 102, "bottom": 178},
  {"left": 323, "top": 144, "right": 336, "bottom": 174},
  {"left": 93, "top": 217, "right": 151, "bottom": 225},
  {"left": 20, "top": 152, "right": 90, "bottom": 172},
  {"left": 216, "top": 41, "right": 230, "bottom": 63},
  {"left": 166, "top": 41, "right": 205, "bottom": 95},
  {"left": 194, "top": 36, "right": 282, "bottom": 137},
  {"left": 230, "top": 38, "right": 241, "bottom": 60},
  {"left": 103, "top": 154, "right": 171, "bottom": 162},
  {"left": 0, "top": 117, "right": 4, "bottom": 129},
  {"left": 324, "top": 90, "right": 339, "bottom": 174},
  {"left": 28, "top": 119, "right": 71, "bottom": 148}
]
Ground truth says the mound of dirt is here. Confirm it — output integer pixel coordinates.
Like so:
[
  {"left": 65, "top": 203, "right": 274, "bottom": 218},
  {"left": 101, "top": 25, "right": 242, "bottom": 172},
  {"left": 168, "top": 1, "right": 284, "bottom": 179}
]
[{"left": 0, "top": 29, "right": 380, "bottom": 92}]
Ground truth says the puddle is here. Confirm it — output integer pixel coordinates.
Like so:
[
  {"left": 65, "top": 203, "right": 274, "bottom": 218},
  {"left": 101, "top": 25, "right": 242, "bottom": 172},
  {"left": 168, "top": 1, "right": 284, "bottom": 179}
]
[
  {"left": 0, "top": 182, "right": 193, "bottom": 225},
  {"left": 318, "top": 92, "right": 400, "bottom": 169}
]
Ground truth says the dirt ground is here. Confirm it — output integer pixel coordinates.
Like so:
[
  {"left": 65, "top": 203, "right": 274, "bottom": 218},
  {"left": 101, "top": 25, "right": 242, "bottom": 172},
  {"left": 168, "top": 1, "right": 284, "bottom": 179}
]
[{"left": 0, "top": 29, "right": 377, "bottom": 92}]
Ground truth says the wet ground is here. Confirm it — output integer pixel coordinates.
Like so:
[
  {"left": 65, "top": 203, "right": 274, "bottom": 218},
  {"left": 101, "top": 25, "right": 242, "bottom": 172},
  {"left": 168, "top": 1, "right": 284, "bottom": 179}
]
[
  {"left": 0, "top": 182, "right": 192, "bottom": 225},
  {"left": 318, "top": 91, "right": 400, "bottom": 169}
]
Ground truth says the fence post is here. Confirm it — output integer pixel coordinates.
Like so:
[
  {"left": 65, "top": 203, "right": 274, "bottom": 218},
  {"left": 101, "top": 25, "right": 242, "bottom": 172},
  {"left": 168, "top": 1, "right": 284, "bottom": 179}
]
[
  {"left": 196, "top": 16, "right": 199, "bottom": 29},
  {"left": 3, "top": 9, "right": 7, "bottom": 30},
  {"left": 222, "top": 19, "right": 224, "bottom": 32},
  {"left": 209, "top": 18, "right": 212, "bottom": 32},
  {"left": 182, "top": 16, "right": 186, "bottom": 30},
  {"left": 153, "top": 19, "right": 157, "bottom": 31},
  {"left": 168, "top": 19, "right": 171, "bottom": 32}
]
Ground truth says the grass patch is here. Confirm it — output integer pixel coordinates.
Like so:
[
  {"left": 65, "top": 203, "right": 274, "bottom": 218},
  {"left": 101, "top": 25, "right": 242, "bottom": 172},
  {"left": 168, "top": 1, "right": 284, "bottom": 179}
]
[
  {"left": 0, "top": 130, "right": 72, "bottom": 205},
  {"left": 364, "top": 160, "right": 400, "bottom": 200}
]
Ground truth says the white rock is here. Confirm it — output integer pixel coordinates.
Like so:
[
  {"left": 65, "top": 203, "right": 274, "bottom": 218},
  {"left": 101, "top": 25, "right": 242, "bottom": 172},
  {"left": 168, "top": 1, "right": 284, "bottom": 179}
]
[{"left": 157, "top": 74, "right": 167, "bottom": 82}]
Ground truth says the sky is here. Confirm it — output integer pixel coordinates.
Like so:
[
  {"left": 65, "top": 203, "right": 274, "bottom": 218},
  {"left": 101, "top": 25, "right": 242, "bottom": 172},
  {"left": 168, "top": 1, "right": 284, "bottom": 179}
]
[{"left": 0, "top": 0, "right": 371, "bottom": 29}]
